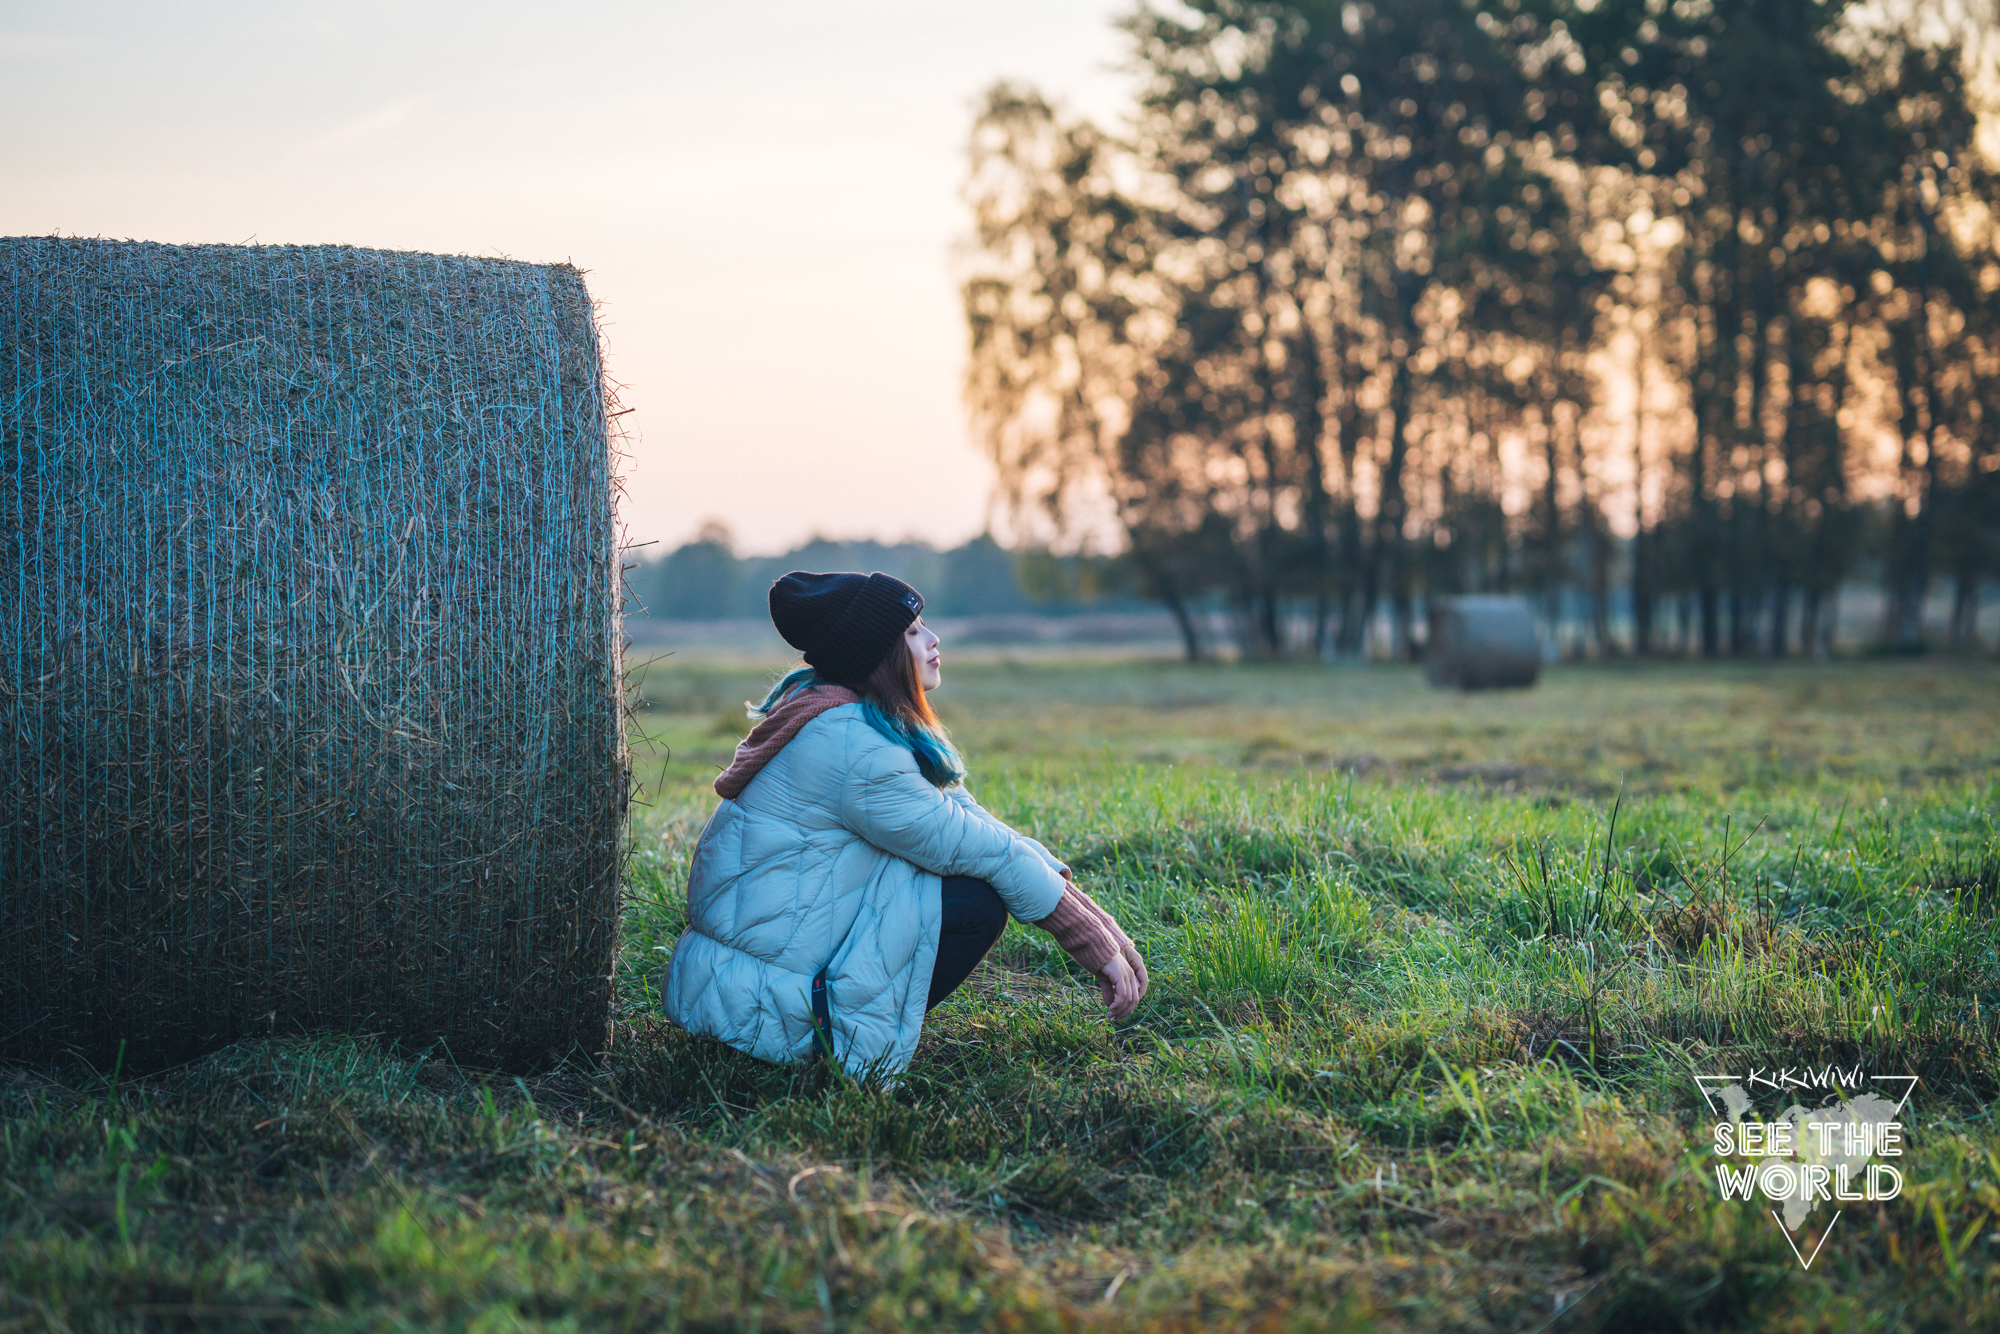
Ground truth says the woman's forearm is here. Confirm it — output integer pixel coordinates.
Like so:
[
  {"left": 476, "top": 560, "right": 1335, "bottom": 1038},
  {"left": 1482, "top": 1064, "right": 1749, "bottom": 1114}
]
[{"left": 1033, "top": 884, "right": 1123, "bottom": 975}]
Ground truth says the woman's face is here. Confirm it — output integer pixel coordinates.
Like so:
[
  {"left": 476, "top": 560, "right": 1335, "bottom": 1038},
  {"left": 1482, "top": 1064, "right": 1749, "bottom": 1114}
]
[{"left": 906, "top": 617, "right": 942, "bottom": 692}]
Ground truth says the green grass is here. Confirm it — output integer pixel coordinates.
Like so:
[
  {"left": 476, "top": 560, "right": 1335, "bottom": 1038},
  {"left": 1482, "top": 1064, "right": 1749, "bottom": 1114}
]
[{"left": 5, "top": 657, "right": 2000, "bottom": 1331}]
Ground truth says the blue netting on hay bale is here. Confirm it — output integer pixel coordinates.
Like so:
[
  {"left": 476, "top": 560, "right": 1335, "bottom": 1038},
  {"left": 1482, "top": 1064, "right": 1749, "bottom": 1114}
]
[{"left": 1, "top": 237, "right": 627, "bottom": 1070}]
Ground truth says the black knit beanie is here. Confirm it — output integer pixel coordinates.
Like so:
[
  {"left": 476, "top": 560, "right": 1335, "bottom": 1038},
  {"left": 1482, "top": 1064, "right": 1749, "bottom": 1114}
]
[{"left": 768, "top": 571, "right": 925, "bottom": 686}]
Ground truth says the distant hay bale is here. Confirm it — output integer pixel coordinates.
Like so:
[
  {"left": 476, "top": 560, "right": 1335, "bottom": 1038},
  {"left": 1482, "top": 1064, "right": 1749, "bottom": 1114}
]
[
  {"left": 1, "top": 237, "right": 626, "bottom": 1070},
  {"left": 1425, "top": 596, "right": 1541, "bottom": 691}
]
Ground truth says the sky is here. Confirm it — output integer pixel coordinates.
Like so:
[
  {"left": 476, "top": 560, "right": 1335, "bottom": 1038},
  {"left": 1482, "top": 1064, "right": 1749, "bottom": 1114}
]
[{"left": 0, "top": 1, "right": 1134, "bottom": 554}]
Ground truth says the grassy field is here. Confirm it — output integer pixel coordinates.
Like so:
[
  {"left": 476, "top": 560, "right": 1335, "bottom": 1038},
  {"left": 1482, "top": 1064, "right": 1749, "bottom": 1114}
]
[{"left": 5, "top": 656, "right": 1999, "bottom": 1331}]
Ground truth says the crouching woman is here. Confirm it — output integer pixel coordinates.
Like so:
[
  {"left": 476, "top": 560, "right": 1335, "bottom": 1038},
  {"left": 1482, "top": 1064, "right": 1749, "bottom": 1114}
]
[{"left": 662, "top": 570, "right": 1147, "bottom": 1080}]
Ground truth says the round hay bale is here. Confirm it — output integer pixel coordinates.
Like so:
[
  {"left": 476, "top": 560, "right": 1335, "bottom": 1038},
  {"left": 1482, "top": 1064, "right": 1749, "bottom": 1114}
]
[
  {"left": 1424, "top": 596, "right": 1541, "bottom": 691},
  {"left": 1, "top": 236, "right": 627, "bottom": 1070}
]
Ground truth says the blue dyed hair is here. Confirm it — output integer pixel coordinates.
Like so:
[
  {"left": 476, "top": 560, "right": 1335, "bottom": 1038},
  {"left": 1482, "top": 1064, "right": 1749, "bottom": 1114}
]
[{"left": 751, "top": 665, "right": 966, "bottom": 789}]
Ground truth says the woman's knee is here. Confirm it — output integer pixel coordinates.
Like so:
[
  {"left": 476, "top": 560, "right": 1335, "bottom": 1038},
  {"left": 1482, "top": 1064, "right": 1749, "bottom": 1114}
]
[{"left": 942, "top": 875, "right": 1007, "bottom": 945}]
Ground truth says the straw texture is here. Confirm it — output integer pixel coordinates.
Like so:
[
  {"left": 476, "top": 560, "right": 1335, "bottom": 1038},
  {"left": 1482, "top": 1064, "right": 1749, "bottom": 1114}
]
[{"left": 1, "top": 236, "right": 626, "bottom": 1070}]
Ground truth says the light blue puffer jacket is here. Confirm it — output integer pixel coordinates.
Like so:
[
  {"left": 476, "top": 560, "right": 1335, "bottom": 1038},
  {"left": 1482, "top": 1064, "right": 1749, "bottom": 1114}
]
[{"left": 662, "top": 703, "right": 1068, "bottom": 1078}]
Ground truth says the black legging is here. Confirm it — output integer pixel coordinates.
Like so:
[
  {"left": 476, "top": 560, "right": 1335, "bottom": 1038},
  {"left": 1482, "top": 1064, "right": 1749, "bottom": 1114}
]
[{"left": 926, "top": 876, "right": 1008, "bottom": 1010}]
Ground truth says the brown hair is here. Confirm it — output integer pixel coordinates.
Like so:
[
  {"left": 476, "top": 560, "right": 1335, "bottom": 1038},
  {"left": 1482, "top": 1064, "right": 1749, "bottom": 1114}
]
[{"left": 860, "top": 630, "right": 941, "bottom": 733}]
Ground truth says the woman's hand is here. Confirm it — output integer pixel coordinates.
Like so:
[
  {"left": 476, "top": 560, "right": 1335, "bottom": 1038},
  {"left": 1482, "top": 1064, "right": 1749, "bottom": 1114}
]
[
  {"left": 1098, "top": 951, "right": 1147, "bottom": 1021},
  {"left": 1120, "top": 942, "right": 1148, "bottom": 1000}
]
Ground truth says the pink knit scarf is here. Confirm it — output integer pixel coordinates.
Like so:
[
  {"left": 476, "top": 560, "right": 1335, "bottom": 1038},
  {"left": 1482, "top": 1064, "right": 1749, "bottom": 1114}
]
[{"left": 712, "top": 684, "right": 860, "bottom": 800}]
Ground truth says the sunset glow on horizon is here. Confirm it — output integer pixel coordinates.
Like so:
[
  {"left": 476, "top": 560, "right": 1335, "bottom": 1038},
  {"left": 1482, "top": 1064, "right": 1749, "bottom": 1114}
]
[{"left": 0, "top": 0, "right": 1130, "bottom": 554}]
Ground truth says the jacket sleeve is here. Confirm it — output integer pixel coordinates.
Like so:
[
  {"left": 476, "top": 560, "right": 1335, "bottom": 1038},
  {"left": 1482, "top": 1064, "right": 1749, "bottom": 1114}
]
[
  {"left": 946, "top": 786, "right": 1069, "bottom": 888},
  {"left": 837, "top": 730, "right": 1067, "bottom": 923}
]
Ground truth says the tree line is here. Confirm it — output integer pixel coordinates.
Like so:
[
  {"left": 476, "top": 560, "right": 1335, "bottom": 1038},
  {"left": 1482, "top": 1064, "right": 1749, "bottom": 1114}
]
[
  {"left": 961, "top": 0, "right": 2000, "bottom": 660},
  {"left": 627, "top": 525, "right": 1134, "bottom": 623}
]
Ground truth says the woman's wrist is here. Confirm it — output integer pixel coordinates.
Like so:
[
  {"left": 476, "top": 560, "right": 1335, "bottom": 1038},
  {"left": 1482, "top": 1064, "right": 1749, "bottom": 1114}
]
[
  {"left": 1032, "top": 884, "right": 1121, "bottom": 976},
  {"left": 1056, "top": 878, "right": 1136, "bottom": 952}
]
